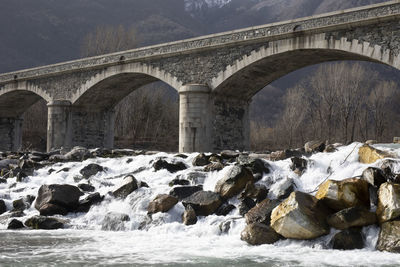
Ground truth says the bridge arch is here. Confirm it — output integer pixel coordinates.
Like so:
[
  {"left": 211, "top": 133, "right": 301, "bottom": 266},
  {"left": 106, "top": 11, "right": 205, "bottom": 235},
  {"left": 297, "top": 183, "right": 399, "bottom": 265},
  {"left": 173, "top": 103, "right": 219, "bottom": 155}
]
[{"left": 211, "top": 33, "right": 400, "bottom": 99}]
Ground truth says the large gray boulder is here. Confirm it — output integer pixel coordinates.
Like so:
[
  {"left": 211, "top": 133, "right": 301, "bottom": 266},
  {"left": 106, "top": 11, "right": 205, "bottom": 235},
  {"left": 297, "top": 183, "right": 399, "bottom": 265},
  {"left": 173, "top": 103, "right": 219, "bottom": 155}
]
[
  {"left": 215, "top": 165, "right": 254, "bottom": 199},
  {"left": 182, "top": 191, "right": 222, "bottom": 216},
  {"left": 25, "top": 216, "right": 65, "bottom": 230},
  {"left": 182, "top": 205, "right": 197, "bottom": 226},
  {"left": 271, "top": 191, "right": 329, "bottom": 240},
  {"left": 147, "top": 194, "right": 178, "bottom": 214},
  {"left": 241, "top": 223, "right": 282, "bottom": 245},
  {"left": 112, "top": 175, "right": 139, "bottom": 199},
  {"left": 327, "top": 207, "right": 377, "bottom": 230},
  {"left": 245, "top": 198, "right": 280, "bottom": 225},
  {"left": 376, "top": 219, "right": 400, "bottom": 253},
  {"left": 35, "top": 184, "right": 83, "bottom": 215},
  {"left": 377, "top": 182, "right": 400, "bottom": 223},
  {"left": 330, "top": 228, "right": 364, "bottom": 250}
]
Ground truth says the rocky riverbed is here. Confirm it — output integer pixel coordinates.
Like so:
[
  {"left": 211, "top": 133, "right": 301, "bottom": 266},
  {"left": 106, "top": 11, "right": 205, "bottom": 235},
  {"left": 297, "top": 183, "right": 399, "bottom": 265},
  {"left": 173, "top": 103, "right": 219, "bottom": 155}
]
[{"left": 1, "top": 143, "right": 400, "bottom": 266}]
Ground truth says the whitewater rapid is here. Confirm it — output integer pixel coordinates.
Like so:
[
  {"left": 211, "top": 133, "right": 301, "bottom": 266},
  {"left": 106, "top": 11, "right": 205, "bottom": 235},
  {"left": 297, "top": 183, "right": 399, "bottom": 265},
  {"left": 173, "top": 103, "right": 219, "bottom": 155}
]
[{"left": 1, "top": 143, "right": 400, "bottom": 266}]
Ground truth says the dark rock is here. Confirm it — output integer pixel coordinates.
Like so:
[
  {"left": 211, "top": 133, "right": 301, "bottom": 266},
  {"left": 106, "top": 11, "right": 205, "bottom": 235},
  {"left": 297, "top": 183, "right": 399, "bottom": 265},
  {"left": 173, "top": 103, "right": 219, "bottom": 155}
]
[
  {"left": 327, "top": 207, "right": 377, "bottom": 230},
  {"left": 182, "top": 191, "right": 223, "bottom": 216},
  {"left": 48, "top": 168, "right": 56, "bottom": 174},
  {"left": 237, "top": 155, "right": 271, "bottom": 181},
  {"left": 79, "top": 163, "right": 105, "bottom": 179},
  {"left": 215, "top": 165, "right": 254, "bottom": 199},
  {"left": 12, "top": 198, "right": 28, "bottom": 211},
  {"left": 241, "top": 223, "right": 282, "bottom": 245},
  {"left": 330, "top": 228, "right": 364, "bottom": 250},
  {"left": 25, "top": 216, "right": 64, "bottom": 230},
  {"left": 0, "top": 178, "right": 7, "bottom": 184},
  {"left": 147, "top": 194, "right": 178, "bottom": 214},
  {"left": 174, "top": 154, "right": 188, "bottom": 159},
  {"left": 169, "top": 186, "right": 202, "bottom": 200},
  {"left": 101, "top": 212, "right": 130, "bottom": 231},
  {"left": 7, "top": 219, "right": 25, "bottom": 229},
  {"left": 240, "top": 182, "right": 268, "bottom": 202},
  {"left": 169, "top": 178, "right": 190, "bottom": 187},
  {"left": 219, "top": 220, "right": 233, "bottom": 234},
  {"left": 245, "top": 198, "right": 280, "bottom": 225},
  {"left": 76, "top": 193, "right": 104, "bottom": 213},
  {"left": 0, "top": 199, "right": 6, "bottom": 215},
  {"left": 56, "top": 167, "right": 70, "bottom": 173},
  {"left": 153, "top": 159, "right": 187, "bottom": 173},
  {"left": 78, "top": 183, "right": 95, "bottom": 192},
  {"left": 182, "top": 205, "right": 197, "bottom": 226},
  {"left": 204, "top": 162, "right": 224, "bottom": 172},
  {"left": 290, "top": 157, "right": 308, "bottom": 176},
  {"left": 215, "top": 202, "right": 236, "bottom": 216},
  {"left": 239, "top": 197, "right": 256, "bottom": 216},
  {"left": 112, "top": 175, "right": 139, "bottom": 199},
  {"left": 220, "top": 150, "right": 240, "bottom": 160},
  {"left": 25, "top": 195, "right": 35, "bottom": 205},
  {"left": 380, "top": 159, "right": 400, "bottom": 178},
  {"left": 139, "top": 181, "right": 149, "bottom": 188},
  {"left": 192, "top": 153, "right": 210, "bottom": 166},
  {"left": 362, "top": 167, "right": 387, "bottom": 188},
  {"left": 305, "top": 140, "right": 325, "bottom": 153},
  {"left": 35, "top": 184, "right": 83, "bottom": 215}
]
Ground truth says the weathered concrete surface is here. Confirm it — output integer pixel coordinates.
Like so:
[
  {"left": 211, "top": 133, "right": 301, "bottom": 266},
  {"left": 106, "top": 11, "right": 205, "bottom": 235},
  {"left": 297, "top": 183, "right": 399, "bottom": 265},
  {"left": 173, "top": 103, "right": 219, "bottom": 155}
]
[{"left": 1, "top": 1, "right": 400, "bottom": 152}]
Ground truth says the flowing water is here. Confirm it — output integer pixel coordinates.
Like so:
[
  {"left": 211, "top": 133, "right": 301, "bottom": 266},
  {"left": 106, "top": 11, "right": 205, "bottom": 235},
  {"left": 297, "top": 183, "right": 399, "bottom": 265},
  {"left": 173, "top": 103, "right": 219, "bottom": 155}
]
[{"left": 1, "top": 143, "right": 400, "bottom": 266}]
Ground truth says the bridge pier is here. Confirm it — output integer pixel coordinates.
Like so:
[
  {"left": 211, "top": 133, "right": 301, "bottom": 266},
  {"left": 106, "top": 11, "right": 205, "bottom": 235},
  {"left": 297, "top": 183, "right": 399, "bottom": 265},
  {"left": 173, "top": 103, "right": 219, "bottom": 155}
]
[
  {"left": 212, "top": 96, "right": 250, "bottom": 152},
  {"left": 0, "top": 117, "right": 22, "bottom": 151},
  {"left": 179, "top": 84, "right": 212, "bottom": 153},
  {"left": 71, "top": 108, "right": 115, "bottom": 149},
  {"left": 47, "top": 100, "right": 72, "bottom": 152}
]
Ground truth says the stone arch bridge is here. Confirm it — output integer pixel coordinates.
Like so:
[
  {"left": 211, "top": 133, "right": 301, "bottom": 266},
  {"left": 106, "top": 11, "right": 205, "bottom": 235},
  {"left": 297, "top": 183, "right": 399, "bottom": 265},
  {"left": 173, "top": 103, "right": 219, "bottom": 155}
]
[{"left": 1, "top": 1, "right": 400, "bottom": 152}]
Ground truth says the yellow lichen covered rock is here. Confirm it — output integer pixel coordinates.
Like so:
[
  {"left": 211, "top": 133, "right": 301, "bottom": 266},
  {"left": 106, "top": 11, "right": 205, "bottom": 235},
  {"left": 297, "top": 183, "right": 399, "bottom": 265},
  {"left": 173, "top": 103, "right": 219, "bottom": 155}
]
[
  {"left": 316, "top": 178, "right": 370, "bottom": 211},
  {"left": 358, "top": 144, "right": 394, "bottom": 164}
]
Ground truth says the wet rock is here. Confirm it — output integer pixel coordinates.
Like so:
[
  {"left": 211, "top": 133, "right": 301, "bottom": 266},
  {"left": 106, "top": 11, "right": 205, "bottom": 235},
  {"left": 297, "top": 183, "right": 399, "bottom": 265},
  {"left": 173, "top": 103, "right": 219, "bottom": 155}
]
[
  {"left": 219, "top": 220, "right": 233, "bottom": 234},
  {"left": 153, "top": 159, "right": 187, "bottom": 173},
  {"left": 362, "top": 167, "right": 388, "bottom": 188},
  {"left": 0, "top": 178, "right": 6, "bottom": 184},
  {"left": 215, "top": 165, "right": 254, "bottom": 199},
  {"left": 101, "top": 212, "right": 130, "bottom": 231},
  {"left": 169, "top": 186, "right": 203, "bottom": 200},
  {"left": 316, "top": 178, "right": 370, "bottom": 211},
  {"left": 269, "top": 149, "right": 303, "bottom": 161},
  {"left": 112, "top": 175, "right": 139, "bottom": 199},
  {"left": 241, "top": 223, "right": 282, "bottom": 245},
  {"left": 204, "top": 162, "right": 224, "bottom": 172},
  {"left": 7, "top": 219, "right": 25, "bottom": 229},
  {"left": 271, "top": 191, "right": 330, "bottom": 240},
  {"left": 327, "top": 207, "right": 377, "bottom": 230},
  {"left": 76, "top": 193, "right": 104, "bottom": 213},
  {"left": 139, "top": 181, "right": 149, "bottom": 188},
  {"left": 376, "top": 219, "right": 400, "bottom": 253},
  {"left": 25, "top": 216, "right": 64, "bottom": 230},
  {"left": 64, "top": 147, "right": 92, "bottom": 161},
  {"left": 78, "top": 183, "right": 95, "bottom": 192},
  {"left": 305, "top": 140, "right": 325, "bottom": 153},
  {"left": 0, "top": 199, "right": 6, "bottom": 215},
  {"left": 192, "top": 153, "right": 210, "bottom": 166},
  {"left": 169, "top": 178, "right": 190, "bottom": 187},
  {"left": 268, "top": 178, "right": 295, "bottom": 200},
  {"left": 79, "top": 164, "right": 105, "bottom": 179},
  {"left": 240, "top": 182, "right": 268, "bottom": 202},
  {"left": 245, "top": 199, "right": 280, "bottom": 226},
  {"left": 220, "top": 150, "right": 240, "bottom": 160},
  {"left": 147, "top": 194, "right": 178, "bottom": 214},
  {"left": 184, "top": 172, "right": 208, "bottom": 184},
  {"left": 182, "top": 191, "right": 223, "bottom": 216},
  {"left": 12, "top": 198, "right": 29, "bottom": 211},
  {"left": 330, "top": 228, "right": 364, "bottom": 250},
  {"left": 35, "top": 184, "right": 83, "bottom": 215},
  {"left": 377, "top": 183, "right": 400, "bottom": 223},
  {"left": 380, "top": 159, "right": 400, "bottom": 178},
  {"left": 174, "top": 154, "right": 188, "bottom": 159},
  {"left": 237, "top": 155, "right": 271, "bottom": 181},
  {"left": 290, "top": 157, "right": 308, "bottom": 176},
  {"left": 239, "top": 197, "right": 256, "bottom": 216},
  {"left": 182, "top": 205, "right": 197, "bottom": 226},
  {"left": 358, "top": 144, "right": 394, "bottom": 164},
  {"left": 215, "top": 202, "right": 236, "bottom": 216}
]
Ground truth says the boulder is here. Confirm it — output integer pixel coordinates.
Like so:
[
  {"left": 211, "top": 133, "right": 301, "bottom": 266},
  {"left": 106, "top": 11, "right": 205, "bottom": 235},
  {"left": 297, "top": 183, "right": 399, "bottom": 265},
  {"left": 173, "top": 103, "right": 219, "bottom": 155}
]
[
  {"left": 241, "top": 223, "right": 282, "bottom": 245},
  {"left": 169, "top": 186, "right": 202, "bottom": 200},
  {"left": 182, "top": 205, "right": 197, "bottom": 226},
  {"left": 245, "top": 198, "right": 280, "bottom": 226},
  {"left": 377, "top": 219, "right": 400, "bottom": 252},
  {"left": 239, "top": 197, "right": 256, "bottom": 216},
  {"left": 64, "top": 147, "right": 91, "bottom": 161},
  {"left": 268, "top": 177, "right": 295, "bottom": 200},
  {"left": 147, "top": 194, "right": 178, "bottom": 214},
  {"left": 153, "top": 159, "right": 187, "bottom": 173},
  {"left": 290, "top": 157, "right": 308, "bottom": 176},
  {"left": 358, "top": 144, "right": 394, "bottom": 164},
  {"left": 7, "top": 219, "right": 25, "bottom": 229},
  {"left": 192, "top": 153, "right": 210, "bottom": 166},
  {"left": 78, "top": 183, "right": 95, "bottom": 192},
  {"left": 305, "top": 140, "right": 325, "bottom": 153},
  {"left": 12, "top": 198, "right": 29, "bottom": 211},
  {"left": 271, "top": 191, "right": 330, "bottom": 240},
  {"left": 0, "top": 199, "right": 6, "bottom": 215},
  {"left": 35, "top": 184, "right": 83, "bottom": 215},
  {"left": 362, "top": 167, "right": 388, "bottom": 188},
  {"left": 204, "top": 162, "right": 224, "bottom": 172},
  {"left": 220, "top": 150, "right": 240, "bottom": 160},
  {"left": 79, "top": 163, "right": 105, "bottom": 179},
  {"left": 25, "top": 216, "right": 64, "bottom": 230},
  {"left": 330, "top": 228, "right": 364, "bottom": 250},
  {"left": 377, "top": 183, "right": 400, "bottom": 223},
  {"left": 101, "top": 212, "right": 130, "bottom": 231},
  {"left": 76, "top": 193, "right": 104, "bottom": 213},
  {"left": 240, "top": 182, "right": 268, "bottom": 202},
  {"left": 182, "top": 191, "right": 223, "bottom": 216},
  {"left": 215, "top": 202, "right": 236, "bottom": 216},
  {"left": 112, "top": 175, "right": 139, "bottom": 199},
  {"left": 315, "top": 178, "right": 370, "bottom": 211},
  {"left": 169, "top": 178, "right": 190, "bottom": 187},
  {"left": 327, "top": 207, "right": 377, "bottom": 230},
  {"left": 237, "top": 155, "right": 270, "bottom": 181},
  {"left": 215, "top": 165, "right": 254, "bottom": 199}
]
